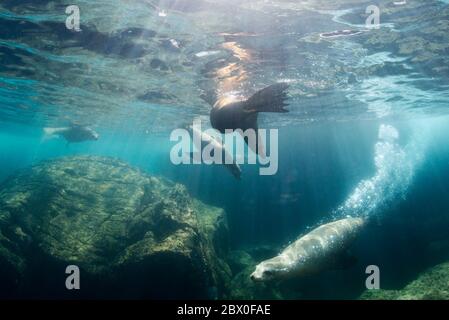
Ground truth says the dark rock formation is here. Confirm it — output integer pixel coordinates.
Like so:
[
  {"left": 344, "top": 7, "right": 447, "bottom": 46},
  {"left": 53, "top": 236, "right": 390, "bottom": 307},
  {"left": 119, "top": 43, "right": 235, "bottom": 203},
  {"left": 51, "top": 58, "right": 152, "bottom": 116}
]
[{"left": 0, "top": 156, "right": 231, "bottom": 299}]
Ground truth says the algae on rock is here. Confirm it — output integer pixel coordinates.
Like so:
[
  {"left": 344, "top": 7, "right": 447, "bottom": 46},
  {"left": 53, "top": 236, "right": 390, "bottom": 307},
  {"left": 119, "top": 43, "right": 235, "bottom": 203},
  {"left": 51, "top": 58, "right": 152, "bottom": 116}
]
[
  {"left": 0, "top": 156, "right": 231, "bottom": 299},
  {"left": 360, "top": 262, "right": 449, "bottom": 300}
]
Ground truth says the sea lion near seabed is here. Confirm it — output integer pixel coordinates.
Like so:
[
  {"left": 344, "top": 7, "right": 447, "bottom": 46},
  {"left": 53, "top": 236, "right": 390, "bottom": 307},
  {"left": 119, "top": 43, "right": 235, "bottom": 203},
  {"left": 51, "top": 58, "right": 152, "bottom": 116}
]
[
  {"left": 210, "top": 83, "right": 289, "bottom": 158},
  {"left": 43, "top": 125, "right": 99, "bottom": 144},
  {"left": 250, "top": 217, "right": 366, "bottom": 282}
]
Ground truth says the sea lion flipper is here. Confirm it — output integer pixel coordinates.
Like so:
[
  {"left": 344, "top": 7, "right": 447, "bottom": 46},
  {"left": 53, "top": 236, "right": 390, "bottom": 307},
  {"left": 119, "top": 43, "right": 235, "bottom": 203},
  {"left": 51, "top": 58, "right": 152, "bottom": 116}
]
[
  {"left": 239, "top": 115, "right": 266, "bottom": 158},
  {"left": 242, "top": 129, "right": 266, "bottom": 158},
  {"left": 244, "top": 83, "right": 289, "bottom": 113}
]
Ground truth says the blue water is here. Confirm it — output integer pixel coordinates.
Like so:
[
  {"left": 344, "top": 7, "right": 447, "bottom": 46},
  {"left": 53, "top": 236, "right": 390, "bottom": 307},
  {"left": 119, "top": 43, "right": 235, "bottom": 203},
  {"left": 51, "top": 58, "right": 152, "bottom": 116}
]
[
  {"left": 1, "top": 0, "right": 449, "bottom": 299},
  {"left": 1, "top": 118, "right": 448, "bottom": 231}
]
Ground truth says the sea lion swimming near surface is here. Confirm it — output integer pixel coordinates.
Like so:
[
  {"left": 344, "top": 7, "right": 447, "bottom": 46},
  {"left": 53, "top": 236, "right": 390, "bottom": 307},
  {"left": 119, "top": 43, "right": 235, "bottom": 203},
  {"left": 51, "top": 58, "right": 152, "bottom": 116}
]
[
  {"left": 210, "top": 83, "right": 289, "bottom": 157},
  {"left": 188, "top": 124, "right": 241, "bottom": 179},
  {"left": 43, "top": 125, "right": 99, "bottom": 143},
  {"left": 250, "top": 217, "right": 366, "bottom": 282}
]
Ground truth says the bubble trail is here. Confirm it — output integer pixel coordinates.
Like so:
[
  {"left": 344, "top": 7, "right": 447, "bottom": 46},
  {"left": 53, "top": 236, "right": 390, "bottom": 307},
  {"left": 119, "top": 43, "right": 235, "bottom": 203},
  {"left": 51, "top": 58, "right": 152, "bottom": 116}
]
[{"left": 334, "top": 124, "right": 426, "bottom": 220}]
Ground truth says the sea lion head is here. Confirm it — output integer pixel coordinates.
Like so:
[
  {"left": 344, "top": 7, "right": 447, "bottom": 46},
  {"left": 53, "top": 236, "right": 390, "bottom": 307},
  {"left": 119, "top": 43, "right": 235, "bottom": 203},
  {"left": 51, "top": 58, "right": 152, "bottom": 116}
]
[
  {"left": 250, "top": 256, "right": 290, "bottom": 282},
  {"left": 79, "top": 126, "right": 99, "bottom": 141},
  {"left": 86, "top": 127, "right": 99, "bottom": 140}
]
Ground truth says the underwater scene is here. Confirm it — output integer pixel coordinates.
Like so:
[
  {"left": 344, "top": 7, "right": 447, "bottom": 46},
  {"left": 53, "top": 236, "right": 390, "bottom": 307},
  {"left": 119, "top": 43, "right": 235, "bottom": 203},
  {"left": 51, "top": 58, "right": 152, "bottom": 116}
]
[{"left": 1, "top": 0, "right": 449, "bottom": 300}]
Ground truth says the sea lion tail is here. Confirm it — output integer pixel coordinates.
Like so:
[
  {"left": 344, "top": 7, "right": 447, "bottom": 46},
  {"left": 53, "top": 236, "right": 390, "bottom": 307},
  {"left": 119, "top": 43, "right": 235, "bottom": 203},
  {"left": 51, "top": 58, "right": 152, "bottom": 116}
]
[{"left": 244, "top": 83, "right": 289, "bottom": 113}]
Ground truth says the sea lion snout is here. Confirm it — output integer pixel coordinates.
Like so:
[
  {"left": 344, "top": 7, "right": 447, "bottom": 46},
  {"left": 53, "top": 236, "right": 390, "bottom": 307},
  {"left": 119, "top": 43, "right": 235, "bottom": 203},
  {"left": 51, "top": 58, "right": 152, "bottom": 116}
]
[
  {"left": 250, "top": 266, "right": 264, "bottom": 282},
  {"left": 86, "top": 128, "right": 99, "bottom": 140},
  {"left": 250, "top": 263, "right": 279, "bottom": 282},
  {"left": 250, "top": 271, "right": 265, "bottom": 282}
]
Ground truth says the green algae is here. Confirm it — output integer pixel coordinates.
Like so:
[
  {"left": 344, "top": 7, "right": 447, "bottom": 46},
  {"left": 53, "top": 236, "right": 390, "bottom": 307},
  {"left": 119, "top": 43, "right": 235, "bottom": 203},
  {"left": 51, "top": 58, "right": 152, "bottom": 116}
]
[{"left": 0, "top": 156, "right": 231, "bottom": 298}]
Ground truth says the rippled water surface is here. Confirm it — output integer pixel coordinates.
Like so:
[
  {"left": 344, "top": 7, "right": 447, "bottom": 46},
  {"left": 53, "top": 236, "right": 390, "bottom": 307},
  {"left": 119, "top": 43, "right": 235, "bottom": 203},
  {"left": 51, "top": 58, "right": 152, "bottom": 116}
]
[{"left": 1, "top": 0, "right": 449, "bottom": 130}]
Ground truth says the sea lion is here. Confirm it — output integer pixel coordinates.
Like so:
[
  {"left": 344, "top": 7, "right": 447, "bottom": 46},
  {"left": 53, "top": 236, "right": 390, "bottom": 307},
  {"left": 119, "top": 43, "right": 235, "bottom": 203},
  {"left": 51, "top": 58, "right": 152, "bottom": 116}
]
[
  {"left": 250, "top": 217, "right": 366, "bottom": 282},
  {"left": 43, "top": 125, "right": 99, "bottom": 143},
  {"left": 210, "top": 83, "right": 289, "bottom": 157},
  {"left": 320, "top": 30, "right": 364, "bottom": 39},
  {"left": 188, "top": 125, "right": 241, "bottom": 180}
]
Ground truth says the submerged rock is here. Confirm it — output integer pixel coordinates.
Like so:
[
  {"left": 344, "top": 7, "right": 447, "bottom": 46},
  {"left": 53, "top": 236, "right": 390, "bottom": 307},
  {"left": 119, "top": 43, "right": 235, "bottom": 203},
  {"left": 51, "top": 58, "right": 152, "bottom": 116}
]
[
  {"left": 227, "top": 250, "right": 254, "bottom": 275},
  {"left": 360, "top": 262, "right": 449, "bottom": 300},
  {"left": 0, "top": 156, "right": 231, "bottom": 299}
]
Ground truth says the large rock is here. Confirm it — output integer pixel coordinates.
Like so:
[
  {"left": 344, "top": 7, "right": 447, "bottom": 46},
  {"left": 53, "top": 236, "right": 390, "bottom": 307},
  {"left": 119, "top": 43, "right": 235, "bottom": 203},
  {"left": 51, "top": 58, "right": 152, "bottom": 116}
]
[
  {"left": 360, "top": 262, "right": 449, "bottom": 300},
  {"left": 0, "top": 156, "right": 231, "bottom": 299}
]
